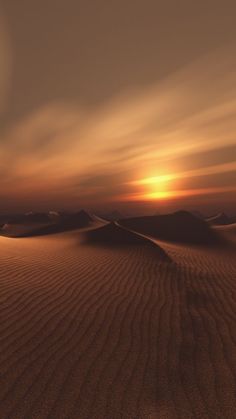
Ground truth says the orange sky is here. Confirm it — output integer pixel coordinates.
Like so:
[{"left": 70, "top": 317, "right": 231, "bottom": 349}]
[{"left": 0, "top": 1, "right": 236, "bottom": 214}]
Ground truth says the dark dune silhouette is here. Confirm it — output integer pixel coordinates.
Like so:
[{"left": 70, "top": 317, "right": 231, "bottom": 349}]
[
  {"left": 190, "top": 210, "right": 205, "bottom": 219},
  {"left": 0, "top": 210, "right": 93, "bottom": 238},
  {"left": 96, "top": 210, "right": 126, "bottom": 221},
  {"left": 206, "top": 212, "right": 232, "bottom": 225},
  {"left": 120, "top": 210, "right": 218, "bottom": 244},
  {"left": 177, "top": 209, "right": 205, "bottom": 220},
  {"left": 24, "top": 212, "right": 52, "bottom": 223},
  {"left": 3, "top": 212, "right": 51, "bottom": 225}
]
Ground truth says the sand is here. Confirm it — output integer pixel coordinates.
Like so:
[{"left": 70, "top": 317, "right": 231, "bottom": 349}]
[
  {"left": 119, "top": 211, "right": 218, "bottom": 245},
  {"left": 0, "top": 221, "right": 236, "bottom": 418}
]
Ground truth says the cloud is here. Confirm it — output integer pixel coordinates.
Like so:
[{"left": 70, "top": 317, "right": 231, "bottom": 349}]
[
  {"left": 0, "top": 11, "right": 12, "bottom": 113},
  {"left": 1, "top": 45, "right": 236, "bottom": 210}
]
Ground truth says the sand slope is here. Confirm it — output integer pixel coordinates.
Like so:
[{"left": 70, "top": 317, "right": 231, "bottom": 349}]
[
  {"left": 83, "top": 222, "right": 170, "bottom": 261},
  {"left": 120, "top": 211, "right": 218, "bottom": 244},
  {"left": 0, "top": 224, "right": 236, "bottom": 418}
]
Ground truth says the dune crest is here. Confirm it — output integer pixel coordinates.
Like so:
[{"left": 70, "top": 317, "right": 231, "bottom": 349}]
[
  {"left": 83, "top": 222, "right": 170, "bottom": 260},
  {"left": 206, "top": 212, "right": 232, "bottom": 226}
]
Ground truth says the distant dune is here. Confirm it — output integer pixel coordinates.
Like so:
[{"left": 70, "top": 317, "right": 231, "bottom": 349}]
[
  {"left": 96, "top": 210, "right": 126, "bottom": 222},
  {"left": 1, "top": 212, "right": 51, "bottom": 225},
  {"left": 120, "top": 210, "right": 218, "bottom": 244},
  {"left": 206, "top": 212, "right": 232, "bottom": 226},
  {"left": 1, "top": 222, "right": 52, "bottom": 237},
  {"left": 0, "top": 210, "right": 93, "bottom": 238}
]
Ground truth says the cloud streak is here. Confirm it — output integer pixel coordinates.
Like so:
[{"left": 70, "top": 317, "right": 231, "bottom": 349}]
[{"left": 1, "top": 45, "right": 236, "bottom": 211}]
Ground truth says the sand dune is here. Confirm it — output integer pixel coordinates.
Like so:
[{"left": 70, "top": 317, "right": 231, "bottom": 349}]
[
  {"left": 1, "top": 222, "right": 52, "bottom": 237},
  {"left": 206, "top": 212, "right": 232, "bottom": 226},
  {"left": 0, "top": 210, "right": 93, "bottom": 238},
  {"left": 213, "top": 223, "right": 236, "bottom": 244},
  {"left": 120, "top": 211, "right": 218, "bottom": 244},
  {"left": 0, "top": 221, "right": 236, "bottom": 418},
  {"left": 83, "top": 222, "right": 170, "bottom": 260}
]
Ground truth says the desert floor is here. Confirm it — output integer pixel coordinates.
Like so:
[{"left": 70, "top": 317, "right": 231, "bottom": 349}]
[{"left": 0, "top": 222, "right": 236, "bottom": 419}]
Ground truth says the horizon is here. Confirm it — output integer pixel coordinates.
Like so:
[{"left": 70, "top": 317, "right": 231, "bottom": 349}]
[{"left": 0, "top": 206, "right": 235, "bottom": 219}]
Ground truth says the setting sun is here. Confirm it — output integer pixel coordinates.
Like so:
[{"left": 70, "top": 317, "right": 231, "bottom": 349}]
[
  {"left": 128, "top": 173, "right": 175, "bottom": 201},
  {"left": 143, "top": 190, "right": 172, "bottom": 199}
]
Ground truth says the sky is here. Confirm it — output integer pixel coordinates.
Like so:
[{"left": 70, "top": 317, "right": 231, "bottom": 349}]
[{"left": 0, "top": 0, "right": 236, "bottom": 215}]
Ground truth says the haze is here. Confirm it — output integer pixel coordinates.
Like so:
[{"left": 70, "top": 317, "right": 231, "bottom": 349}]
[{"left": 1, "top": 0, "right": 236, "bottom": 214}]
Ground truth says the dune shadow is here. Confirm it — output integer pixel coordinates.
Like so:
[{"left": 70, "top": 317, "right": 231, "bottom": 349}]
[
  {"left": 82, "top": 222, "right": 171, "bottom": 261},
  {"left": 120, "top": 211, "right": 222, "bottom": 246}
]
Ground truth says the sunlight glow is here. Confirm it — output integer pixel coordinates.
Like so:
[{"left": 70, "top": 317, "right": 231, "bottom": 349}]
[
  {"left": 118, "top": 185, "right": 236, "bottom": 202},
  {"left": 142, "top": 191, "right": 173, "bottom": 200},
  {"left": 131, "top": 174, "right": 175, "bottom": 185},
  {"left": 128, "top": 172, "right": 175, "bottom": 201}
]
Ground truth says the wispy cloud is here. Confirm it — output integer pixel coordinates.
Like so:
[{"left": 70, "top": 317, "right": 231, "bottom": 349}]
[{"left": 1, "top": 45, "right": 236, "bottom": 210}]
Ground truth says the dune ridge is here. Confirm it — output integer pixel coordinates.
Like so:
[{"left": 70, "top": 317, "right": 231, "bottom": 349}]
[
  {"left": 206, "top": 212, "right": 232, "bottom": 226},
  {"left": 83, "top": 221, "right": 170, "bottom": 261}
]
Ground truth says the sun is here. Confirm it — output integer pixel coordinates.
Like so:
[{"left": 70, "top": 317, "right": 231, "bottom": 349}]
[
  {"left": 143, "top": 190, "right": 171, "bottom": 200},
  {"left": 127, "top": 173, "right": 175, "bottom": 201}
]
